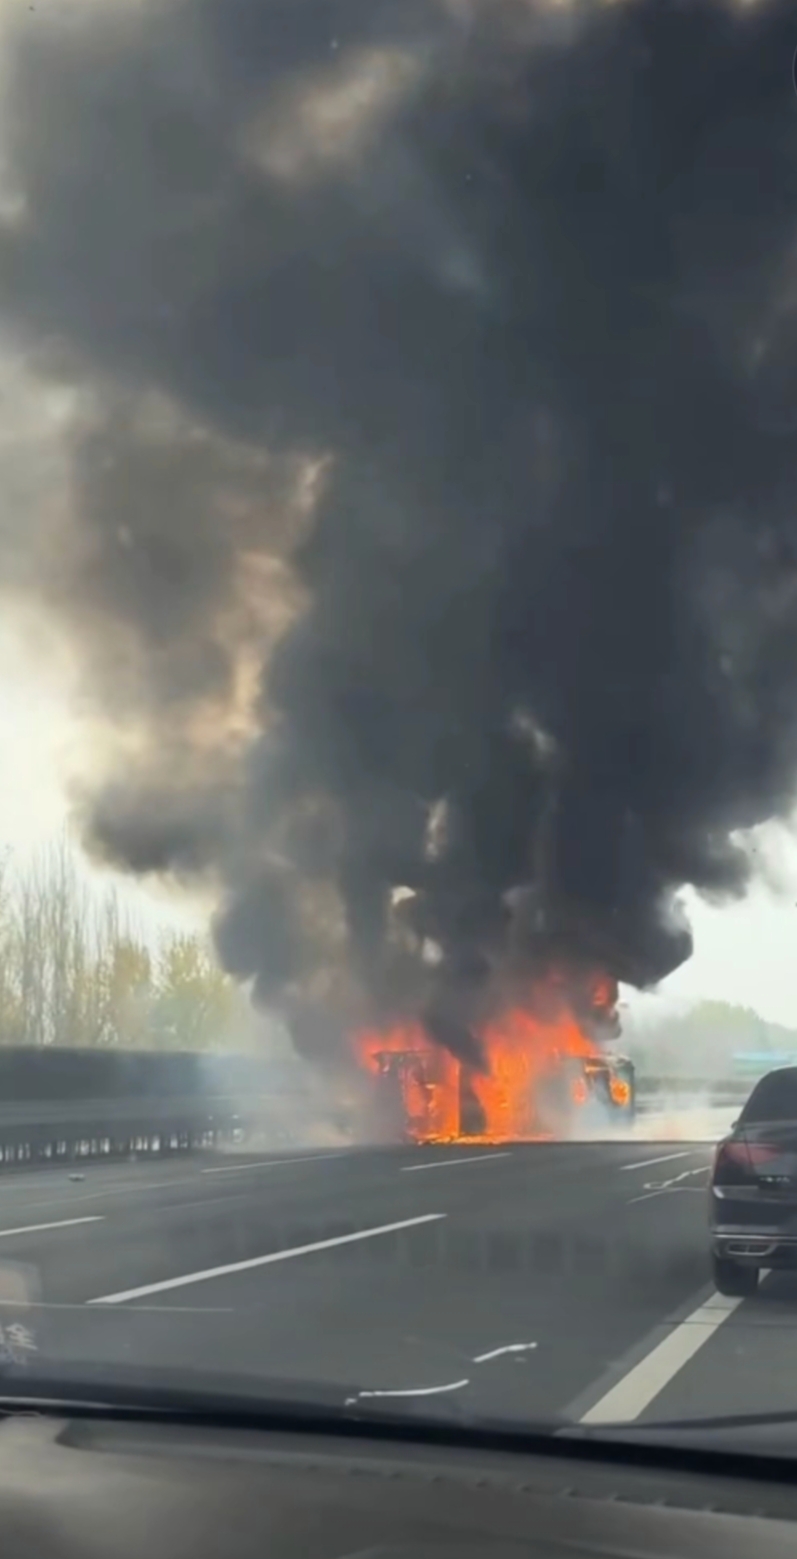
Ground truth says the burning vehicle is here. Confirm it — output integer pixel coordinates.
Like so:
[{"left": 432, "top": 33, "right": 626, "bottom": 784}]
[
  {"left": 358, "top": 1042, "right": 636, "bottom": 1144},
  {"left": 352, "top": 970, "right": 636, "bottom": 1144}
]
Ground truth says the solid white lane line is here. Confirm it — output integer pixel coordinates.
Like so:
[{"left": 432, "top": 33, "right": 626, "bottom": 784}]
[
  {"left": 580, "top": 1290, "right": 742, "bottom": 1424},
  {"left": 87, "top": 1212, "right": 446, "bottom": 1304},
  {"left": 401, "top": 1152, "right": 511, "bottom": 1173},
  {"left": 201, "top": 1153, "right": 347, "bottom": 1176},
  {"left": 619, "top": 1152, "right": 693, "bottom": 1172},
  {"left": 0, "top": 1216, "right": 104, "bottom": 1238}
]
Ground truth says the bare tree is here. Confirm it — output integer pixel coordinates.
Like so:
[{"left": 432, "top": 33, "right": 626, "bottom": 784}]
[{"left": 0, "top": 833, "right": 251, "bottom": 1052}]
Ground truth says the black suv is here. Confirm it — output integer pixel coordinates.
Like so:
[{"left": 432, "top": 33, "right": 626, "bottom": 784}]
[{"left": 710, "top": 1066, "right": 797, "bottom": 1296}]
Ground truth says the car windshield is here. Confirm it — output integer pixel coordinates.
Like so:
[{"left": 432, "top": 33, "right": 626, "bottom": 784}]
[{"left": 0, "top": 0, "right": 795, "bottom": 1450}]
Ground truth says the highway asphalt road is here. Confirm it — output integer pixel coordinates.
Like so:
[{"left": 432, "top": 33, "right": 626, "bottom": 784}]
[{"left": 0, "top": 1124, "right": 789, "bottom": 1429}]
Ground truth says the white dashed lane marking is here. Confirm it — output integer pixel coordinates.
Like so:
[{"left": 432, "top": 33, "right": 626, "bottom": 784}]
[
  {"left": 619, "top": 1153, "right": 693, "bottom": 1172},
  {"left": 0, "top": 1216, "right": 104, "bottom": 1238},
  {"left": 400, "top": 1152, "right": 512, "bottom": 1173},
  {"left": 88, "top": 1212, "right": 446, "bottom": 1304}
]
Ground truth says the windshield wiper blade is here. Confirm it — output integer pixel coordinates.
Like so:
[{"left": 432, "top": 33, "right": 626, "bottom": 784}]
[
  {"left": 0, "top": 1363, "right": 539, "bottom": 1432},
  {"left": 574, "top": 1409, "right": 797, "bottom": 1434},
  {"left": 0, "top": 1364, "right": 371, "bottom": 1421},
  {"left": 0, "top": 1367, "right": 573, "bottom": 1446}
]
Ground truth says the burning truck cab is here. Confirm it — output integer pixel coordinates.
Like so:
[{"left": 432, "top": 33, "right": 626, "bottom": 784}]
[
  {"left": 461, "top": 1041, "right": 636, "bottom": 1141},
  {"left": 535, "top": 1053, "right": 636, "bottom": 1136}
]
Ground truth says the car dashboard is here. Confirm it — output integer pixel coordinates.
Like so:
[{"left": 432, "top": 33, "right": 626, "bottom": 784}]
[{"left": 3, "top": 1408, "right": 797, "bottom": 1559}]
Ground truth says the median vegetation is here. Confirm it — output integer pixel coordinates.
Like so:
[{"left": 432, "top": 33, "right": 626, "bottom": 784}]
[{"left": 624, "top": 999, "right": 797, "bottom": 1086}]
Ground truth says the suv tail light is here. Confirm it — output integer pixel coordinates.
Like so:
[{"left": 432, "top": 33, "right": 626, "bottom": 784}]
[{"left": 713, "top": 1139, "right": 780, "bottom": 1186}]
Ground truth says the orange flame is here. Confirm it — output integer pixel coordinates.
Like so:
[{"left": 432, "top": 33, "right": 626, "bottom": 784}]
[
  {"left": 609, "top": 1074, "right": 631, "bottom": 1108},
  {"left": 590, "top": 973, "right": 615, "bottom": 1011},
  {"left": 353, "top": 1023, "right": 460, "bottom": 1141},
  {"left": 571, "top": 1073, "right": 590, "bottom": 1107},
  {"left": 353, "top": 979, "right": 615, "bottom": 1143},
  {"left": 469, "top": 1004, "right": 597, "bottom": 1140}
]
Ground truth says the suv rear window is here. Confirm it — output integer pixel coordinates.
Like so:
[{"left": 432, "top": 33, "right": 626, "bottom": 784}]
[{"left": 741, "top": 1071, "right": 797, "bottom": 1123}]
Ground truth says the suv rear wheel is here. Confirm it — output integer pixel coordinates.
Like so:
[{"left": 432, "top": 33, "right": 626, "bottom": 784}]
[{"left": 712, "top": 1253, "right": 759, "bottom": 1298}]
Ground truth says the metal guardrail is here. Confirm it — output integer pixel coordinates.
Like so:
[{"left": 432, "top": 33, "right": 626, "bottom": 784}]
[
  {"left": 0, "top": 1075, "right": 756, "bottom": 1169},
  {"left": 0, "top": 1092, "right": 301, "bottom": 1168}
]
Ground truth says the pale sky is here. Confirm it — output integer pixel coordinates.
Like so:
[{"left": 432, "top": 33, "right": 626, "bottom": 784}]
[
  {"left": 0, "top": 617, "right": 204, "bottom": 942},
  {"left": 655, "top": 877, "right": 797, "bottom": 1027},
  {"left": 1, "top": 615, "right": 797, "bottom": 1024}
]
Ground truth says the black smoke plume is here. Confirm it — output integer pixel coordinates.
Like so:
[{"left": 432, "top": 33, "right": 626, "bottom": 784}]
[{"left": 1, "top": 0, "right": 797, "bottom": 1057}]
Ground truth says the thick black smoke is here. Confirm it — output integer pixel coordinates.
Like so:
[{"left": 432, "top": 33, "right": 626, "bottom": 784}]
[{"left": 1, "top": 0, "right": 797, "bottom": 1054}]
